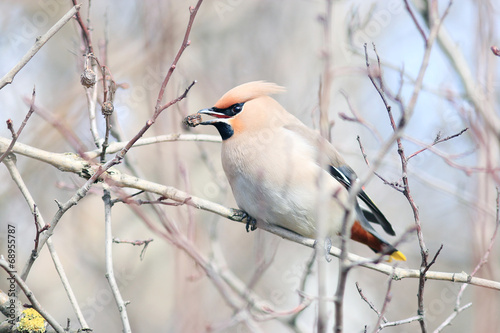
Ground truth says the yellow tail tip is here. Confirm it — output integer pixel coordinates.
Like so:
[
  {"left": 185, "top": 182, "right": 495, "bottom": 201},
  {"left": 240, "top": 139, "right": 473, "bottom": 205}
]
[{"left": 390, "top": 250, "right": 407, "bottom": 261}]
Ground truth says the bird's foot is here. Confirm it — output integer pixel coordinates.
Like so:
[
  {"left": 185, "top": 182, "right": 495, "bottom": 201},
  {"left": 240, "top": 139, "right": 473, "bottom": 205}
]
[
  {"left": 231, "top": 209, "right": 257, "bottom": 232},
  {"left": 245, "top": 214, "right": 257, "bottom": 232}
]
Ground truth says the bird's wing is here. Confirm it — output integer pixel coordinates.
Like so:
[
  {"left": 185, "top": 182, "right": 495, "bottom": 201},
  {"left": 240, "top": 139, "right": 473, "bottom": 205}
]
[
  {"left": 329, "top": 165, "right": 395, "bottom": 236},
  {"left": 283, "top": 124, "right": 395, "bottom": 236}
]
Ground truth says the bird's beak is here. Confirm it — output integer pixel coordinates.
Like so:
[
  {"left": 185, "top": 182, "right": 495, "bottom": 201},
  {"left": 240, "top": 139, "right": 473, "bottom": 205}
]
[{"left": 197, "top": 108, "right": 230, "bottom": 125}]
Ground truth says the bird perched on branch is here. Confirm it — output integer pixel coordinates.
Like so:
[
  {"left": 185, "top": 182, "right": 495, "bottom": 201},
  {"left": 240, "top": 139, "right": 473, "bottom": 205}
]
[{"left": 194, "top": 81, "right": 405, "bottom": 261}]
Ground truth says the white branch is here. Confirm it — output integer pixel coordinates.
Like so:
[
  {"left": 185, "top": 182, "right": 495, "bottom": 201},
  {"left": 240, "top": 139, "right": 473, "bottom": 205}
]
[
  {"left": 1, "top": 136, "right": 500, "bottom": 291},
  {"left": 103, "top": 187, "right": 132, "bottom": 333}
]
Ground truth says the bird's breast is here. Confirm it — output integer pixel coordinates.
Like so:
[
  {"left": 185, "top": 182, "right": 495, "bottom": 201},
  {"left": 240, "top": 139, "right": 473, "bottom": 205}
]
[{"left": 220, "top": 129, "right": 348, "bottom": 238}]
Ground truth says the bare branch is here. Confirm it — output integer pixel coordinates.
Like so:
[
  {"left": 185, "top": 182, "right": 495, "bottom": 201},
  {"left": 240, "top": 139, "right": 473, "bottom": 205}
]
[
  {"left": 0, "top": 88, "right": 36, "bottom": 164},
  {"left": 403, "top": 0, "right": 428, "bottom": 43},
  {"left": 339, "top": 89, "right": 382, "bottom": 142},
  {"left": 115, "top": 81, "right": 197, "bottom": 164},
  {"left": 32, "top": 204, "right": 50, "bottom": 253},
  {"left": 407, "top": 128, "right": 468, "bottom": 160},
  {"left": 102, "top": 187, "right": 132, "bottom": 333},
  {"left": 380, "top": 315, "right": 423, "bottom": 329},
  {"left": 356, "top": 135, "right": 404, "bottom": 193},
  {"left": 1, "top": 137, "right": 500, "bottom": 291},
  {"left": 155, "top": 2, "right": 203, "bottom": 112},
  {"left": 113, "top": 238, "right": 154, "bottom": 261},
  {"left": 356, "top": 282, "right": 387, "bottom": 324},
  {"left": 71, "top": 0, "right": 93, "bottom": 53},
  {"left": 433, "top": 303, "right": 472, "bottom": 333},
  {"left": 371, "top": 269, "right": 395, "bottom": 333}
]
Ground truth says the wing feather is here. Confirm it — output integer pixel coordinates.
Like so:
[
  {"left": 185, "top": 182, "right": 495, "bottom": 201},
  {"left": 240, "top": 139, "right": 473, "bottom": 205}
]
[{"left": 284, "top": 124, "right": 396, "bottom": 236}]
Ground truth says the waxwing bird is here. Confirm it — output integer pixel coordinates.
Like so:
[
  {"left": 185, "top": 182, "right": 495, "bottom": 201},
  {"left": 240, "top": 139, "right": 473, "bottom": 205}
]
[{"left": 196, "top": 81, "right": 406, "bottom": 261}]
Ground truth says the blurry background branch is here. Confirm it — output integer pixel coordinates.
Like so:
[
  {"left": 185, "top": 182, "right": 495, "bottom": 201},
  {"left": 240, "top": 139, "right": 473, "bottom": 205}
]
[{"left": 0, "top": 5, "right": 81, "bottom": 90}]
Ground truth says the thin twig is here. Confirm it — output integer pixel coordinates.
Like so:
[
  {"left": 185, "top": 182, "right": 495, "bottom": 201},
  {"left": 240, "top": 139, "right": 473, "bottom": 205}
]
[
  {"left": 339, "top": 89, "right": 382, "bottom": 142},
  {"left": 103, "top": 187, "right": 132, "bottom": 333},
  {"left": 356, "top": 282, "right": 387, "bottom": 323},
  {"left": 407, "top": 128, "right": 468, "bottom": 160},
  {"left": 32, "top": 204, "right": 50, "bottom": 253},
  {"left": 432, "top": 303, "right": 472, "bottom": 333},
  {"left": 371, "top": 268, "right": 396, "bottom": 333},
  {"left": 403, "top": 134, "right": 495, "bottom": 176},
  {"left": 155, "top": 1, "right": 203, "bottom": 114},
  {"left": 333, "top": 204, "right": 356, "bottom": 333},
  {"left": 113, "top": 238, "right": 154, "bottom": 261},
  {"left": 0, "top": 87, "right": 36, "bottom": 164},
  {"left": 288, "top": 250, "right": 317, "bottom": 327},
  {"left": 423, "top": 245, "right": 444, "bottom": 276},
  {"left": 116, "top": 80, "right": 197, "bottom": 163},
  {"left": 403, "top": 0, "right": 428, "bottom": 43},
  {"left": 71, "top": 0, "right": 93, "bottom": 53},
  {"left": 380, "top": 315, "right": 423, "bottom": 329},
  {"left": 356, "top": 135, "right": 404, "bottom": 193}
]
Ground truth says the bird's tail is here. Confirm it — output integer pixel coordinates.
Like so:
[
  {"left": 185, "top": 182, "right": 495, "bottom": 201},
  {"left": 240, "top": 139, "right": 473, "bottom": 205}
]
[
  {"left": 351, "top": 221, "right": 406, "bottom": 261},
  {"left": 389, "top": 250, "right": 406, "bottom": 261}
]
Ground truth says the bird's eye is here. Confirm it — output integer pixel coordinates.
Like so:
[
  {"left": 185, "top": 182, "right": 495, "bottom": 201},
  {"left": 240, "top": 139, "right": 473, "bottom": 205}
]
[{"left": 231, "top": 103, "right": 243, "bottom": 115}]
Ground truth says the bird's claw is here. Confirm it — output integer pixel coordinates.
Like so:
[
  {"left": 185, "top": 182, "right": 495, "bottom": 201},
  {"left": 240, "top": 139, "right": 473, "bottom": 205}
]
[
  {"left": 245, "top": 215, "right": 257, "bottom": 232},
  {"left": 231, "top": 209, "right": 257, "bottom": 232}
]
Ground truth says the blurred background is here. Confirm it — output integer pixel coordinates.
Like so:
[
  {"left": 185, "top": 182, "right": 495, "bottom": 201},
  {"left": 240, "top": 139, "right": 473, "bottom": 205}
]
[{"left": 0, "top": 0, "right": 499, "bottom": 332}]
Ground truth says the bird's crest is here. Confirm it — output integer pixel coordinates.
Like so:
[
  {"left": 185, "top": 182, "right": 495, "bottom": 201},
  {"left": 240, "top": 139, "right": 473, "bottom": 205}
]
[{"left": 214, "top": 81, "right": 285, "bottom": 109}]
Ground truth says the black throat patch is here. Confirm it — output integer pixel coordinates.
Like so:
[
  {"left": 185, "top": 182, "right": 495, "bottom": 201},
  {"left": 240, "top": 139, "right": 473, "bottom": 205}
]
[{"left": 212, "top": 122, "right": 234, "bottom": 140}]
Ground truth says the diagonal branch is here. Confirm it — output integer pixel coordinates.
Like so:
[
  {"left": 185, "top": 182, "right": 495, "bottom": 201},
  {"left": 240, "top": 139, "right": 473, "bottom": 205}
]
[
  {"left": 1, "top": 136, "right": 499, "bottom": 291},
  {"left": 155, "top": 1, "right": 203, "bottom": 114}
]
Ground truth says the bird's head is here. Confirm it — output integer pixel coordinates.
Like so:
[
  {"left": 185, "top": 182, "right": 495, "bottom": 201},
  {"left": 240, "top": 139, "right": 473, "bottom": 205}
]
[{"left": 197, "top": 81, "right": 285, "bottom": 140}]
